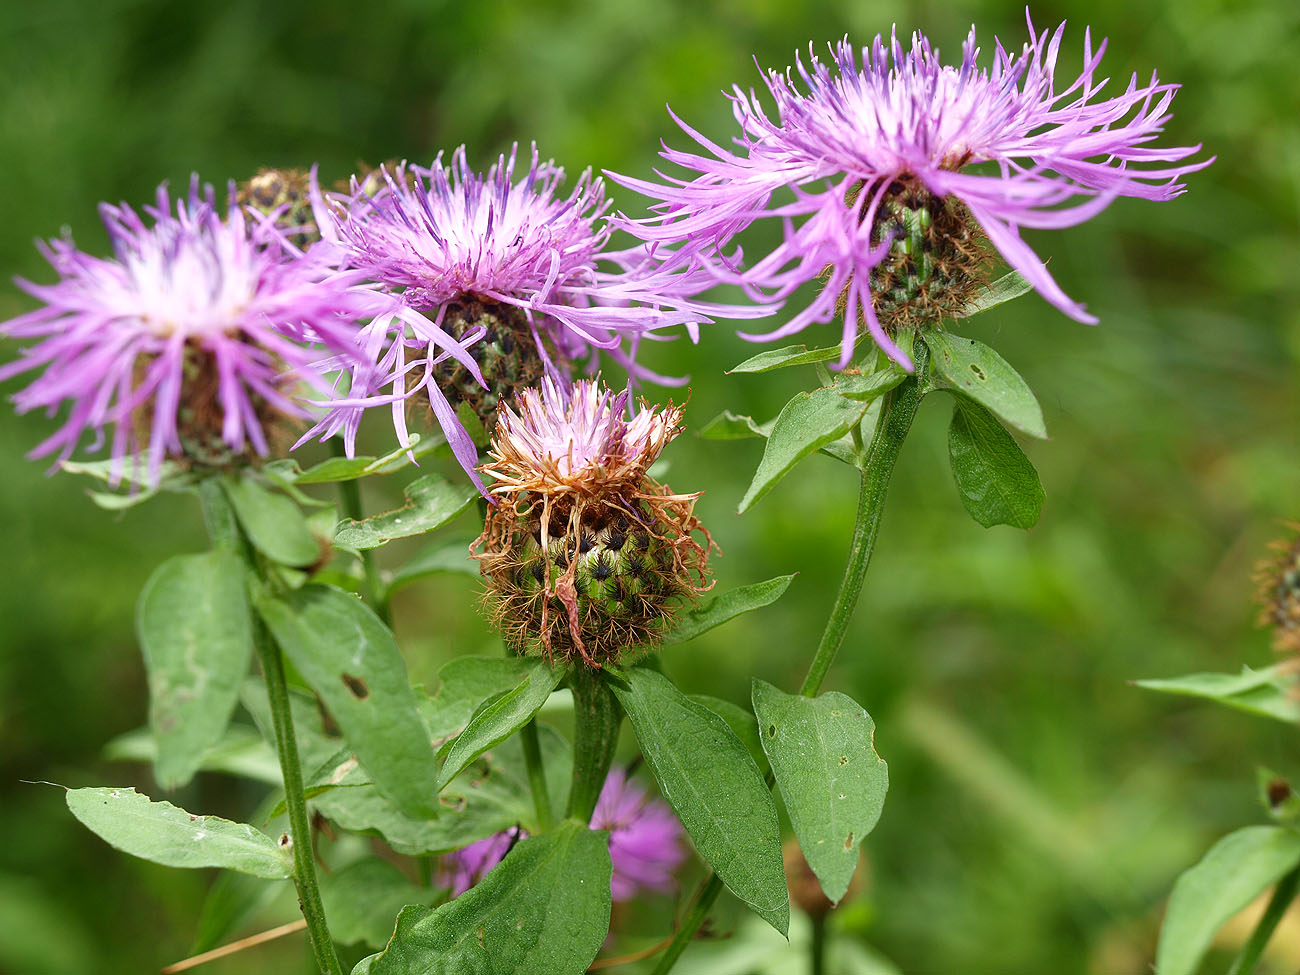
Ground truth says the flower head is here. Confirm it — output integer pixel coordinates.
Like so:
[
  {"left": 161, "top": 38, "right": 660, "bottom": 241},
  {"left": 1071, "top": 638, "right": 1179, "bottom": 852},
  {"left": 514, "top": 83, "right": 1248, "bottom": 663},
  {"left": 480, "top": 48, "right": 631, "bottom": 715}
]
[
  {"left": 614, "top": 15, "right": 1210, "bottom": 368},
  {"left": 438, "top": 768, "right": 685, "bottom": 902},
  {"left": 1256, "top": 526, "right": 1300, "bottom": 655},
  {"left": 473, "top": 377, "right": 712, "bottom": 667},
  {"left": 0, "top": 178, "right": 386, "bottom": 485},
  {"left": 302, "top": 145, "right": 737, "bottom": 489}
]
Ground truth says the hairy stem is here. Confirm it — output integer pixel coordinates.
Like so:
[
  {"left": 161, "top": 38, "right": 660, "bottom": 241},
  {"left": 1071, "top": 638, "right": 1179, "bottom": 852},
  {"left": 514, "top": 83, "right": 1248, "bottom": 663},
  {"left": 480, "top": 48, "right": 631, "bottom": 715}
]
[
  {"left": 1227, "top": 865, "right": 1300, "bottom": 975},
  {"left": 200, "top": 478, "right": 344, "bottom": 975},
  {"left": 329, "top": 440, "right": 391, "bottom": 625},
  {"left": 521, "top": 717, "right": 554, "bottom": 832},
  {"left": 566, "top": 667, "right": 622, "bottom": 823},
  {"left": 651, "top": 351, "right": 927, "bottom": 973}
]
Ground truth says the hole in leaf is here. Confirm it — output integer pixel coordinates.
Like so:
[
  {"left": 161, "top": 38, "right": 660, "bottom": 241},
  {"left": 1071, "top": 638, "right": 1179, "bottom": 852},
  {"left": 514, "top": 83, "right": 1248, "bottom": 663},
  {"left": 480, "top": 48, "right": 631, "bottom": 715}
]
[
  {"left": 969, "top": 364, "right": 987, "bottom": 381},
  {"left": 341, "top": 673, "right": 370, "bottom": 699},
  {"left": 844, "top": 831, "right": 855, "bottom": 850},
  {"left": 837, "top": 793, "right": 847, "bottom": 799},
  {"left": 767, "top": 724, "right": 777, "bottom": 738},
  {"left": 839, "top": 755, "right": 849, "bottom": 766}
]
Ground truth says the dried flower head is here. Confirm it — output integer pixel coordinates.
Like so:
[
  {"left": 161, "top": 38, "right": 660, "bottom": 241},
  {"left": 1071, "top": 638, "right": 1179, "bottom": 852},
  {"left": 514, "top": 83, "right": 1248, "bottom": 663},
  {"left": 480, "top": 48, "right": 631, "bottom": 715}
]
[
  {"left": 0, "top": 178, "right": 386, "bottom": 486},
  {"left": 614, "top": 15, "right": 1210, "bottom": 369},
  {"left": 236, "top": 168, "right": 317, "bottom": 249},
  {"left": 439, "top": 768, "right": 685, "bottom": 901},
  {"left": 301, "top": 145, "right": 737, "bottom": 488},
  {"left": 473, "top": 377, "right": 712, "bottom": 667},
  {"left": 1256, "top": 526, "right": 1300, "bottom": 655}
]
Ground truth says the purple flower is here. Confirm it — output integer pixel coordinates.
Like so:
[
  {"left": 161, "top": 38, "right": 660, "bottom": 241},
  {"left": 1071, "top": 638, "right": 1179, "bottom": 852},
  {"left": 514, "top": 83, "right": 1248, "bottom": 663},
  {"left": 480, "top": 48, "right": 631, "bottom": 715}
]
[
  {"left": 438, "top": 768, "right": 686, "bottom": 902},
  {"left": 613, "top": 15, "right": 1210, "bottom": 368},
  {"left": 0, "top": 178, "right": 388, "bottom": 486},
  {"left": 300, "top": 144, "right": 755, "bottom": 490}
]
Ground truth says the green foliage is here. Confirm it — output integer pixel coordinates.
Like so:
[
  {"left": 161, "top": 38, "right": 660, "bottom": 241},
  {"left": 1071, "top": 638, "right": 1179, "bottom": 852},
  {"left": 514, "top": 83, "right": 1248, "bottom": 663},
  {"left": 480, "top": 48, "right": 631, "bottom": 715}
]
[
  {"left": 435, "top": 658, "right": 566, "bottom": 790},
  {"left": 136, "top": 550, "right": 252, "bottom": 788},
  {"left": 612, "top": 666, "right": 789, "bottom": 934},
  {"left": 697, "top": 410, "right": 772, "bottom": 440},
  {"left": 739, "top": 386, "right": 870, "bottom": 513},
  {"left": 422, "top": 655, "right": 542, "bottom": 739},
  {"left": 947, "top": 399, "right": 1045, "bottom": 530},
  {"left": 65, "top": 787, "right": 291, "bottom": 879},
  {"left": 222, "top": 472, "right": 322, "bottom": 567},
  {"left": 334, "top": 474, "right": 476, "bottom": 551},
  {"left": 356, "top": 821, "right": 611, "bottom": 975},
  {"left": 105, "top": 724, "right": 280, "bottom": 786},
  {"left": 690, "top": 694, "right": 769, "bottom": 776},
  {"left": 1135, "top": 665, "right": 1300, "bottom": 723},
  {"left": 257, "top": 586, "right": 440, "bottom": 819},
  {"left": 752, "top": 680, "right": 888, "bottom": 904},
  {"left": 923, "top": 330, "right": 1047, "bottom": 439},
  {"left": 388, "top": 539, "right": 479, "bottom": 594},
  {"left": 662, "top": 574, "right": 795, "bottom": 646},
  {"left": 952, "top": 271, "right": 1034, "bottom": 319},
  {"left": 729, "top": 342, "right": 846, "bottom": 374},
  {"left": 319, "top": 858, "right": 437, "bottom": 948},
  {"left": 1156, "top": 826, "right": 1300, "bottom": 975}
]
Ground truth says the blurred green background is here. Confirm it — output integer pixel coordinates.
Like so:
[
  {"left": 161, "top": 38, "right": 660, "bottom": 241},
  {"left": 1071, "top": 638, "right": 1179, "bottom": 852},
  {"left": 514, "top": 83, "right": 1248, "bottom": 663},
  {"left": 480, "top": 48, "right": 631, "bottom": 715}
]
[{"left": 1, "top": 0, "right": 1298, "bottom": 972}]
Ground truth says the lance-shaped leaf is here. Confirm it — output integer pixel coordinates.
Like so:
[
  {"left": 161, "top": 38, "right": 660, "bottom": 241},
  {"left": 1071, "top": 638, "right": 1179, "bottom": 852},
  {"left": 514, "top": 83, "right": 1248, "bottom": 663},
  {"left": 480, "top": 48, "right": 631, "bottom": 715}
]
[
  {"left": 729, "top": 343, "right": 845, "bottom": 374},
  {"left": 334, "top": 474, "right": 476, "bottom": 551},
  {"left": 136, "top": 550, "right": 253, "bottom": 790},
  {"left": 105, "top": 725, "right": 279, "bottom": 787},
  {"left": 752, "top": 680, "right": 888, "bottom": 904},
  {"left": 952, "top": 270, "right": 1033, "bottom": 318},
  {"left": 436, "top": 659, "right": 566, "bottom": 790},
  {"left": 663, "top": 575, "right": 795, "bottom": 646},
  {"left": 422, "top": 656, "right": 541, "bottom": 740},
  {"left": 222, "top": 472, "right": 321, "bottom": 567},
  {"left": 691, "top": 695, "right": 769, "bottom": 777},
  {"left": 697, "top": 411, "right": 773, "bottom": 441},
  {"left": 358, "top": 821, "right": 610, "bottom": 975},
  {"left": 1135, "top": 665, "right": 1300, "bottom": 724},
  {"left": 948, "top": 398, "right": 1045, "bottom": 530},
  {"left": 66, "top": 787, "right": 290, "bottom": 879},
  {"left": 924, "top": 330, "right": 1046, "bottom": 439},
  {"left": 257, "top": 585, "right": 439, "bottom": 819},
  {"left": 739, "top": 386, "right": 870, "bottom": 513},
  {"left": 831, "top": 368, "right": 908, "bottom": 403},
  {"left": 612, "top": 667, "right": 789, "bottom": 934},
  {"left": 1156, "top": 825, "right": 1300, "bottom": 975}
]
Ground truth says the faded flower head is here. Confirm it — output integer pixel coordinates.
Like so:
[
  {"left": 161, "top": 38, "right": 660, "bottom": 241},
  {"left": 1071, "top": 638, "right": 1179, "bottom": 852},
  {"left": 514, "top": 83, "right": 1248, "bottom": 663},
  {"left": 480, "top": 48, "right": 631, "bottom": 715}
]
[
  {"left": 439, "top": 768, "right": 685, "bottom": 901},
  {"left": 1256, "top": 526, "right": 1300, "bottom": 655},
  {"left": 614, "top": 14, "right": 1210, "bottom": 368},
  {"left": 0, "top": 178, "right": 385, "bottom": 485},
  {"left": 236, "top": 168, "right": 317, "bottom": 249},
  {"left": 473, "top": 377, "right": 712, "bottom": 667},
  {"left": 301, "top": 145, "right": 735, "bottom": 488}
]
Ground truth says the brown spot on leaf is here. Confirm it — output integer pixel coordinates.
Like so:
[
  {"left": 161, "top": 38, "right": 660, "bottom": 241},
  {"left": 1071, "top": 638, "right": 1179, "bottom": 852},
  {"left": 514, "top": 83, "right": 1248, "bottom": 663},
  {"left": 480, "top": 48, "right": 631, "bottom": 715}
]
[
  {"left": 341, "top": 673, "right": 369, "bottom": 699},
  {"left": 1268, "top": 778, "right": 1293, "bottom": 807}
]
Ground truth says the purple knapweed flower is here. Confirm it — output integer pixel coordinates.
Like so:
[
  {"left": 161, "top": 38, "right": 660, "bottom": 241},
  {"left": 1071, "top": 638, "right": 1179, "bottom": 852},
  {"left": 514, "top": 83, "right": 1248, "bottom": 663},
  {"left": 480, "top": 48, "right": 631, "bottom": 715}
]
[
  {"left": 613, "top": 14, "right": 1210, "bottom": 369},
  {"left": 438, "top": 768, "right": 686, "bottom": 901},
  {"left": 300, "top": 144, "right": 758, "bottom": 491},
  {"left": 0, "top": 178, "right": 391, "bottom": 486}
]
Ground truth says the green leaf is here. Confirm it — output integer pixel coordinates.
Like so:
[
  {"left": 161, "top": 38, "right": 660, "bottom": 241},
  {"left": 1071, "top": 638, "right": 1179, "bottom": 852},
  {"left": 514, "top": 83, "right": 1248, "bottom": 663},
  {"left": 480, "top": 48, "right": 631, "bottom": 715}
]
[
  {"left": 1257, "top": 768, "right": 1300, "bottom": 826},
  {"left": 690, "top": 695, "right": 768, "bottom": 776},
  {"left": 389, "top": 539, "right": 479, "bottom": 593},
  {"left": 257, "top": 586, "right": 439, "bottom": 819},
  {"left": 456, "top": 400, "right": 490, "bottom": 447},
  {"left": 222, "top": 473, "right": 321, "bottom": 567},
  {"left": 612, "top": 667, "right": 789, "bottom": 934},
  {"left": 924, "top": 330, "right": 1046, "bottom": 439},
  {"left": 313, "top": 726, "right": 571, "bottom": 855},
  {"left": 423, "top": 656, "right": 541, "bottom": 739},
  {"left": 663, "top": 575, "right": 796, "bottom": 646},
  {"left": 830, "top": 368, "right": 909, "bottom": 403},
  {"left": 190, "top": 871, "right": 280, "bottom": 954},
  {"left": 334, "top": 474, "right": 477, "bottom": 551},
  {"left": 751, "top": 680, "right": 888, "bottom": 904},
  {"left": 1134, "top": 665, "right": 1300, "bottom": 723},
  {"left": 320, "top": 858, "right": 436, "bottom": 948},
  {"left": 65, "top": 787, "right": 291, "bottom": 879},
  {"left": 1156, "top": 825, "right": 1300, "bottom": 975},
  {"left": 728, "top": 343, "right": 844, "bottom": 374},
  {"left": 266, "top": 434, "right": 451, "bottom": 485},
  {"left": 136, "top": 550, "right": 253, "bottom": 790},
  {"left": 697, "top": 411, "right": 773, "bottom": 441},
  {"left": 739, "top": 386, "right": 869, "bottom": 513},
  {"left": 105, "top": 725, "right": 280, "bottom": 787},
  {"left": 953, "top": 270, "right": 1034, "bottom": 318},
  {"left": 358, "top": 821, "right": 611, "bottom": 975},
  {"left": 61, "top": 453, "right": 190, "bottom": 488},
  {"left": 947, "top": 399, "right": 1045, "bottom": 530},
  {"left": 436, "top": 659, "right": 566, "bottom": 790}
]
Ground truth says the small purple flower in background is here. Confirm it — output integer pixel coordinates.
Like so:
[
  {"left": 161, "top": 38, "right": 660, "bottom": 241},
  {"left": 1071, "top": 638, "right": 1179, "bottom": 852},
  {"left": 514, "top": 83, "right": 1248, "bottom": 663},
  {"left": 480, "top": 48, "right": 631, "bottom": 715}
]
[
  {"left": 613, "top": 14, "right": 1210, "bottom": 368},
  {"left": 439, "top": 768, "right": 686, "bottom": 902},
  {"left": 301, "top": 144, "right": 757, "bottom": 489},
  {"left": 0, "top": 178, "right": 388, "bottom": 486}
]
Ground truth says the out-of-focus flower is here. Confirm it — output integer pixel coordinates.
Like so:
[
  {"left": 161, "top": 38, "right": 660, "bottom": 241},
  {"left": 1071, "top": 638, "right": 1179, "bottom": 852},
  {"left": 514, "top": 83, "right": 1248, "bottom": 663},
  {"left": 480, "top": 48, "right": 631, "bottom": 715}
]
[
  {"left": 302, "top": 145, "right": 748, "bottom": 489},
  {"left": 439, "top": 768, "right": 685, "bottom": 902},
  {"left": 613, "top": 15, "right": 1210, "bottom": 368},
  {"left": 473, "top": 377, "right": 713, "bottom": 667},
  {"left": 1256, "top": 526, "right": 1300, "bottom": 655},
  {"left": 0, "top": 178, "right": 389, "bottom": 485}
]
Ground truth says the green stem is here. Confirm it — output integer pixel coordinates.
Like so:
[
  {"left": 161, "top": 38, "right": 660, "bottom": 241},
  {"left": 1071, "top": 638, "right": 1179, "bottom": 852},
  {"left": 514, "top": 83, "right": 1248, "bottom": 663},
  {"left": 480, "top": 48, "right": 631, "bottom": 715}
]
[
  {"left": 329, "top": 440, "right": 391, "bottom": 626},
  {"left": 521, "top": 718, "right": 554, "bottom": 832},
  {"left": 651, "top": 348, "right": 928, "bottom": 974},
  {"left": 1227, "top": 865, "right": 1300, "bottom": 975},
  {"left": 199, "top": 478, "right": 344, "bottom": 975},
  {"left": 810, "top": 912, "right": 827, "bottom": 975},
  {"left": 566, "top": 667, "right": 622, "bottom": 823}
]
